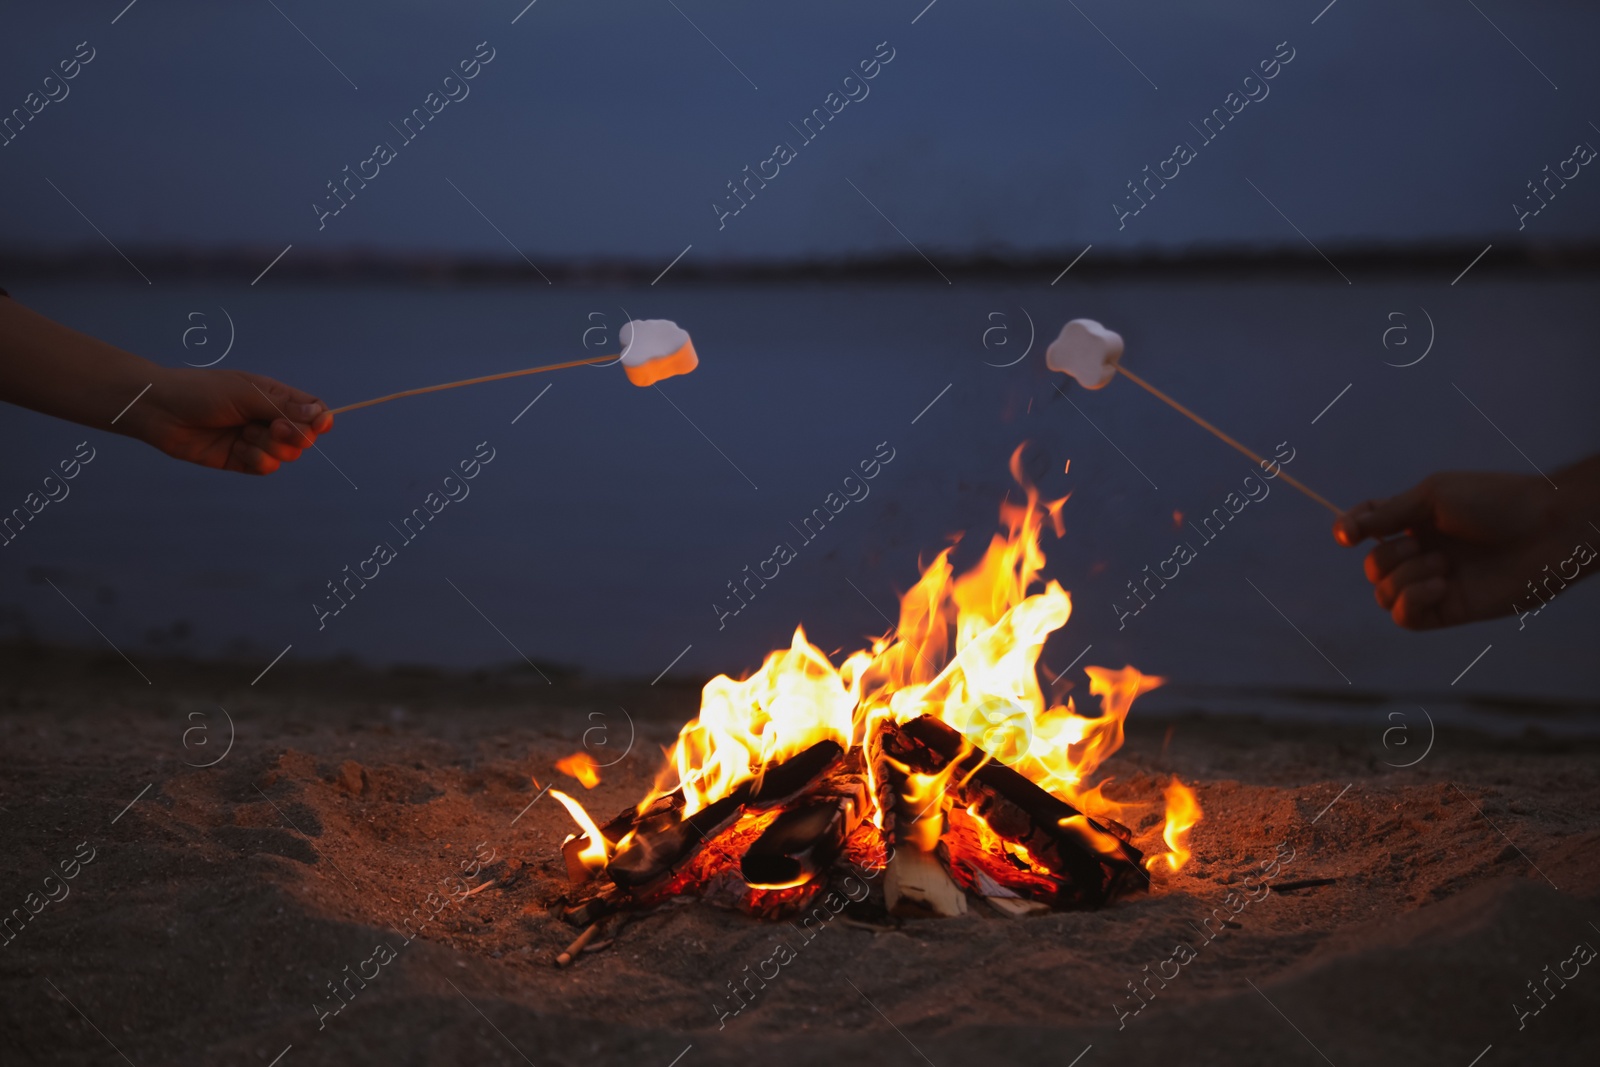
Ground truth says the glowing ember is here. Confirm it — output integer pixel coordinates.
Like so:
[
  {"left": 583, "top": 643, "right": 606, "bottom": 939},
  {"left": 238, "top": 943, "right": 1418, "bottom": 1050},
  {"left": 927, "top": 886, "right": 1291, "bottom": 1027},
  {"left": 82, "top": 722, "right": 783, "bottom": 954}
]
[{"left": 555, "top": 446, "right": 1202, "bottom": 904}]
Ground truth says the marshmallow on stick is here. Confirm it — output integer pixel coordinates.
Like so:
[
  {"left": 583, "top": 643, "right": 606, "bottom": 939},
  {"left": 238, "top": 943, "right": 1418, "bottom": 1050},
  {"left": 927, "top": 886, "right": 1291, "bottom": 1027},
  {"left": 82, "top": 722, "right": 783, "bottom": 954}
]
[
  {"left": 1047, "top": 318, "right": 1341, "bottom": 516},
  {"left": 1046, "top": 318, "right": 1124, "bottom": 389},
  {"left": 619, "top": 319, "right": 698, "bottom": 386},
  {"left": 327, "top": 319, "right": 698, "bottom": 415}
]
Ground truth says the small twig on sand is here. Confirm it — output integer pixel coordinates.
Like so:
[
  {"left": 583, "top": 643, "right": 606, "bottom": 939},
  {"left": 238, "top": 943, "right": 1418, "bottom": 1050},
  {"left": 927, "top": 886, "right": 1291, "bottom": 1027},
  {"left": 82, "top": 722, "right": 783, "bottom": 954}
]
[
  {"left": 556, "top": 918, "right": 607, "bottom": 967},
  {"left": 1273, "top": 877, "right": 1337, "bottom": 894}
]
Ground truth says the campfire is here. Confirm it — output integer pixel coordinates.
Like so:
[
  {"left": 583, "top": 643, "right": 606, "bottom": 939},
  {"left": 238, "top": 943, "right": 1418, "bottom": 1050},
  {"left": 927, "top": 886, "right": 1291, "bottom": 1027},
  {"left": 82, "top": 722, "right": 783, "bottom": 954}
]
[{"left": 549, "top": 448, "right": 1200, "bottom": 960}]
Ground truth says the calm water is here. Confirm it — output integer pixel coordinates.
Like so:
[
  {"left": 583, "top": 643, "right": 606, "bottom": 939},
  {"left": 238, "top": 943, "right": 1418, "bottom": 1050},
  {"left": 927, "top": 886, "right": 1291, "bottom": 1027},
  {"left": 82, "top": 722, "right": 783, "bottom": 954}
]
[{"left": 3, "top": 276, "right": 1597, "bottom": 715}]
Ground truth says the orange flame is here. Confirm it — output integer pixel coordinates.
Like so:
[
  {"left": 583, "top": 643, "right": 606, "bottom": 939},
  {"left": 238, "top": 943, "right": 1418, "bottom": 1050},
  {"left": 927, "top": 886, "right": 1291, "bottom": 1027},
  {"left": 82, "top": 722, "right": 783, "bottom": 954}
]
[
  {"left": 555, "top": 752, "right": 601, "bottom": 789},
  {"left": 551, "top": 789, "right": 610, "bottom": 872},
  {"left": 1153, "top": 779, "right": 1201, "bottom": 871},
  {"left": 551, "top": 447, "right": 1201, "bottom": 874}
]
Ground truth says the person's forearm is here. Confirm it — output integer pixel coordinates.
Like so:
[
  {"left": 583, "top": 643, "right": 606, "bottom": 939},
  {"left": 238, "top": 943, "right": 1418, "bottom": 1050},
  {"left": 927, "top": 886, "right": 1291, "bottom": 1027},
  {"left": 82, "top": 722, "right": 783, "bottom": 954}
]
[{"left": 0, "top": 296, "right": 169, "bottom": 437}]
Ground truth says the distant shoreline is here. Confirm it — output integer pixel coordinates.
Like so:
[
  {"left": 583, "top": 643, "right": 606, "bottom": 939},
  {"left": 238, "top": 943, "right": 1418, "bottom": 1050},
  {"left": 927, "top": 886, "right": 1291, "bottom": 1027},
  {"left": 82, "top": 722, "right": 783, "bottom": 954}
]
[{"left": 3, "top": 240, "right": 1597, "bottom": 286}]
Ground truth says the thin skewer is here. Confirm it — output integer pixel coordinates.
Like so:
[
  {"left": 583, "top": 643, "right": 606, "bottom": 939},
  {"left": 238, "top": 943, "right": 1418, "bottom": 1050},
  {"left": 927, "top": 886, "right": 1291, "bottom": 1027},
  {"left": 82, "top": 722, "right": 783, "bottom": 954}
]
[
  {"left": 327, "top": 354, "right": 616, "bottom": 415},
  {"left": 1114, "top": 364, "right": 1342, "bottom": 516}
]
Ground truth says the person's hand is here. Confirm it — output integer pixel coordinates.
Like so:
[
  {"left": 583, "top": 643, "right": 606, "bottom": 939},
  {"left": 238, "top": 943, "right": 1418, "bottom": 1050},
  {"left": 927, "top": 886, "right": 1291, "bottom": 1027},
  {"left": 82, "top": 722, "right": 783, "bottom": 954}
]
[
  {"left": 1332, "top": 471, "right": 1562, "bottom": 629},
  {"left": 126, "top": 368, "right": 334, "bottom": 475}
]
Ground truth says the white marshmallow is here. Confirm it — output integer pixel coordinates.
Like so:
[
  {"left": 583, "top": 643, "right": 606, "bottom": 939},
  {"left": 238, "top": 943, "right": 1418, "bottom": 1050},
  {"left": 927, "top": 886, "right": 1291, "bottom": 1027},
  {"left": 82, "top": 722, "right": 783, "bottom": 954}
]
[
  {"left": 1046, "top": 318, "right": 1123, "bottom": 390},
  {"left": 618, "top": 319, "right": 698, "bottom": 386}
]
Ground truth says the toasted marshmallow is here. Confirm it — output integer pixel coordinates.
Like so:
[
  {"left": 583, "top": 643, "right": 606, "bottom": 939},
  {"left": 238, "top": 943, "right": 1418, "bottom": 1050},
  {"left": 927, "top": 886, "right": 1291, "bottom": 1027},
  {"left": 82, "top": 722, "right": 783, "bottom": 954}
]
[{"left": 619, "top": 319, "right": 698, "bottom": 386}]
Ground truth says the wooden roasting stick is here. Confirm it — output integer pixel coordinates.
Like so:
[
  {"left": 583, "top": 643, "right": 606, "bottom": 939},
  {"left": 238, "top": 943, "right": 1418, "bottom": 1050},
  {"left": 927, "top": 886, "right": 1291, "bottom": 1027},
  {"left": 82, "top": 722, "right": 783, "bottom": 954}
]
[
  {"left": 1114, "top": 365, "right": 1342, "bottom": 517},
  {"left": 328, "top": 354, "right": 615, "bottom": 415},
  {"left": 1050, "top": 319, "right": 1342, "bottom": 517}
]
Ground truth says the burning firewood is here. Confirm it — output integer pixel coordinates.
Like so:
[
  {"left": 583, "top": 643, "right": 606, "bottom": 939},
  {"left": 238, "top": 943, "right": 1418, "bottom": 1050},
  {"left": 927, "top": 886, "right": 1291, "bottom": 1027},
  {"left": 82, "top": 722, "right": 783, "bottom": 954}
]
[
  {"left": 875, "top": 729, "right": 969, "bottom": 918},
  {"left": 561, "top": 793, "right": 682, "bottom": 884},
  {"left": 884, "top": 715, "right": 1147, "bottom": 907},
  {"left": 543, "top": 455, "right": 1198, "bottom": 934},
  {"left": 746, "top": 740, "right": 846, "bottom": 811},
  {"left": 740, "top": 774, "right": 868, "bottom": 889},
  {"left": 943, "top": 804, "right": 1062, "bottom": 911},
  {"left": 606, "top": 784, "right": 751, "bottom": 890},
  {"left": 605, "top": 739, "right": 846, "bottom": 893}
]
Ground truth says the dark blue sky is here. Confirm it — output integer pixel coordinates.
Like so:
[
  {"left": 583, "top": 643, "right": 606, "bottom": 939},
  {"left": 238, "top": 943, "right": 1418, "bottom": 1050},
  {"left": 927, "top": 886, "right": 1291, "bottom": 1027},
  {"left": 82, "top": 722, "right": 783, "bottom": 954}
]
[
  {"left": 3, "top": 0, "right": 1599, "bottom": 263},
  {"left": 2, "top": 2, "right": 1598, "bottom": 704}
]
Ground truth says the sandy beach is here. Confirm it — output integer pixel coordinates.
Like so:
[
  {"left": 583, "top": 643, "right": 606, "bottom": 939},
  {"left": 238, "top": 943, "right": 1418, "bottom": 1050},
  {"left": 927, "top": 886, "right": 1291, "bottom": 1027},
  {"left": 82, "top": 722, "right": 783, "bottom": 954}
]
[{"left": 2, "top": 643, "right": 1595, "bottom": 1066}]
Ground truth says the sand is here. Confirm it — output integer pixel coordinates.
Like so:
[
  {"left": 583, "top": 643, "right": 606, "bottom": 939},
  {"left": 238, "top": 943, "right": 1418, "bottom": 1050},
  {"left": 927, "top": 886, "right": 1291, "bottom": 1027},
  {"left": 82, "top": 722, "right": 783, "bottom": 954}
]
[{"left": 1, "top": 643, "right": 1596, "bottom": 1066}]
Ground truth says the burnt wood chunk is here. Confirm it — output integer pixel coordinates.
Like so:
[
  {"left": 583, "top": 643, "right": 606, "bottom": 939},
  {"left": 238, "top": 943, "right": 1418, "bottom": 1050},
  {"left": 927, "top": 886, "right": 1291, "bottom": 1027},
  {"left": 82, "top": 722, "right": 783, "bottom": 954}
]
[
  {"left": 605, "top": 782, "right": 752, "bottom": 889},
  {"left": 562, "top": 793, "right": 685, "bottom": 884},
  {"left": 943, "top": 804, "right": 1063, "bottom": 904},
  {"left": 741, "top": 775, "right": 868, "bottom": 888},
  {"left": 746, "top": 739, "right": 846, "bottom": 810},
  {"left": 562, "top": 835, "right": 596, "bottom": 884},
  {"left": 605, "top": 740, "right": 846, "bottom": 892},
  {"left": 885, "top": 844, "right": 969, "bottom": 917},
  {"left": 871, "top": 726, "right": 969, "bottom": 917},
  {"left": 603, "top": 793, "right": 683, "bottom": 841},
  {"left": 885, "top": 714, "right": 1146, "bottom": 906},
  {"left": 561, "top": 885, "right": 621, "bottom": 927}
]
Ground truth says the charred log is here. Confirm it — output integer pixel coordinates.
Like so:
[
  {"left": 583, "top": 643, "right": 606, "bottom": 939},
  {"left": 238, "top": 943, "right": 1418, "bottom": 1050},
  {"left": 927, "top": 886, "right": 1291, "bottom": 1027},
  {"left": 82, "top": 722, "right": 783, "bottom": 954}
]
[
  {"left": 740, "top": 775, "right": 868, "bottom": 889},
  {"left": 563, "top": 792, "right": 685, "bottom": 885},
  {"left": 605, "top": 782, "right": 752, "bottom": 890},
  {"left": 746, "top": 740, "right": 846, "bottom": 810},
  {"left": 884, "top": 715, "right": 1146, "bottom": 907},
  {"left": 606, "top": 739, "right": 847, "bottom": 891},
  {"left": 872, "top": 728, "right": 968, "bottom": 917},
  {"left": 561, "top": 884, "right": 622, "bottom": 927},
  {"left": 943, "top": 804, "right": 1063, "bottom": 905}
]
